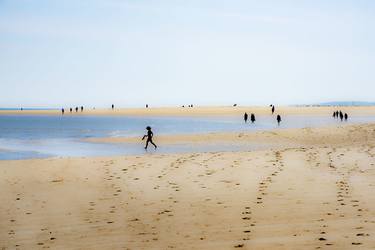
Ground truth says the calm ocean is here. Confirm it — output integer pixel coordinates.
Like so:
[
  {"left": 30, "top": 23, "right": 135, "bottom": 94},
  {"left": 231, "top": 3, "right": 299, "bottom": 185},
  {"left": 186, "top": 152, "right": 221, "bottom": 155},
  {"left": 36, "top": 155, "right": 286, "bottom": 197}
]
[{"left": 0, "top": 114, "right": 374, "bottom": 160}]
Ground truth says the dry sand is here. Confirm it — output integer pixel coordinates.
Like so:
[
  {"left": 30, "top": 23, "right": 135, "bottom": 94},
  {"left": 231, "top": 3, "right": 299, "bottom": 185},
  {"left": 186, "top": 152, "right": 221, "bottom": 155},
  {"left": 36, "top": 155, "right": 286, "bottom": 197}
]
[
  {"left": 2, "top": 105, "right": 375, "bottom": 117},
  {"left": 1, "top": 123, "right": 375, "bottom": 249}
]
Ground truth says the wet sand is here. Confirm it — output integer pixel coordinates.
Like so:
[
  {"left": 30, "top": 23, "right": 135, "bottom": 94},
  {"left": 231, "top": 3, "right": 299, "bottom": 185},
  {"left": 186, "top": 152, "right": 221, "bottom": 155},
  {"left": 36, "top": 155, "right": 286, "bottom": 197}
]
[
  {"left": 1, "top": 123, "right": 375, "bottom": 249},
  {"left": 2, "top": 106, "right": 375, "bottom": 117}
]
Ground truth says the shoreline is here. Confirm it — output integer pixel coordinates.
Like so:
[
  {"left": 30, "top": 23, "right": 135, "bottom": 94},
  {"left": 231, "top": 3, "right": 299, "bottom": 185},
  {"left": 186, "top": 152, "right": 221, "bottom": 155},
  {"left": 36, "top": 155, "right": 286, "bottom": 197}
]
[
  {"left": 2, "top": 106, "right": 375, "bottom": 117},
  {"left": 86, "top": 122, "right": 374, "bottom": 147}
]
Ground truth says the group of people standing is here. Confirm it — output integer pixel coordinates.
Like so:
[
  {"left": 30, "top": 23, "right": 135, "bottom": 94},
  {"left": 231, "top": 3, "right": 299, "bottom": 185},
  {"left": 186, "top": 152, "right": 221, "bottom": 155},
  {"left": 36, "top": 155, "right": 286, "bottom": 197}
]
[
  {"left": 61, "top": 106, "right": 84, "bottom": 114},
  {"left": 333, "top": 110, "right": 348, "bottom": 121},
  {"left": 62, "top": 104, "right": 118, "bottom": 114},
  {"left": 243, "top": 104, "right": 282, "bottom": 125},
  {"left": 243, "top": 113, "right": 256, "bottom": 123}
]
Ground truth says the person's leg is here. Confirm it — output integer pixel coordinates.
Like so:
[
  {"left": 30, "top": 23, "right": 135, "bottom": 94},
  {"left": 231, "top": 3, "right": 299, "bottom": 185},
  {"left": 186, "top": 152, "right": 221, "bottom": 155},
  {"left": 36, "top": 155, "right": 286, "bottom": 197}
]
[
  {"left": 145, "top": 139, "right": 149, "bottom": 149},
  {"left": 150, "top": 139, "right": 157, "bottom": 149}
]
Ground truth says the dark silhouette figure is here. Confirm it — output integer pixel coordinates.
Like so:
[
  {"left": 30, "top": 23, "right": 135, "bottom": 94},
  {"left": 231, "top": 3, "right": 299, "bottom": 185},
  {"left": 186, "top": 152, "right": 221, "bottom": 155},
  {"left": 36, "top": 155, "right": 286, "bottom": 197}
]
[
  {"left": 339, "top": 111, "right": 343, "bottom": 121},
  {"left": 336, "top": 110, "right": 339, "bottom": 118},
  {"left": 62, "top": 108, "right": 64, "bottom": 115},
  {"left": 70, "top": 108, "right": 72, "bottom": 113},
  {"left": 191, "top": 104, "right": 193, "bottom": 107},
  {"left": 81, "top": 106, "right": 84, "bottom": 112},
  {"left": 272, "top": 105, "right": 275, "bottom": 114},
  {"left": 251, "top": 113, "right": 256, "bottom": 123},
  {"left": 75, "top": 107, "right": 78, "bottom": 112},
  {"left": 233, "top": 104, "right": 237, "bottom": 107},
  {"left": 277, "top": 114, "right": 281, "bottom": 125},
  {"left": 182, "top": 105, "right": 185, "bottom": 108},
  {"left": 344, "top": 113, "right": 348, "bottom": 121},
  {"left": 146, "top": 104, "right": 149, "bottom": 108},
  {"left": 332, "top": 111, "right": 336, "bottom": 118},
  {"left": 244, "top": 112, "right": 248, "bottom": 123},
  {"left": 142, "top": 126, "right": 157, "bottom": 150},
  {"left": 112, "top": 104, "right": 114, "bottom": 110}
]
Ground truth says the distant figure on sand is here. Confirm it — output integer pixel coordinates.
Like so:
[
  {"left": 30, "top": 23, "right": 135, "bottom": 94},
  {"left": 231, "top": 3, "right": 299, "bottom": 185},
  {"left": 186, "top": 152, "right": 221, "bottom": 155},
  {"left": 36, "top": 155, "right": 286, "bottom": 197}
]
[
  {"left": 61, "top": 108, "right": 64, "bottom": 115},
  {"left": 142, "top": 126, "right": 157, "bottom": 150},
  {"left": 272, "top": 105, "right": 275, "bottom": 114},
  {"left": 339, "top": 111, "right": 343, "bottom": 121},
  {"left": 112, "top": 104, "right": 114, "bottom": 110},
  {"left": 251, "top": 113, "right": 256, "bottom": 123},
  {"left": 244, "top": 112, "right": 248, "bottom": 123},
  {"left": 70, "top": 108, "right": 72, "bottom": 113},
  {"left": 75, "top": 107, "right": 78, "bottom": 112},
  {"left": 233, "top": 104, "right": 237, "bottom": 107},
  {"left": 332, "top": 111, "right": 336, "bottom": 118},
  {"left": 277, "top": 114, "right": 281, "bottom": 125},
  {"left": 146, "top": 104, "right": 149, "bottom": 108},
  {"left": 344, "top": 113, "right": 348, "bottom": 121},
  {"left": 81, "top": 106, "right": 83, "bottom": 112}
]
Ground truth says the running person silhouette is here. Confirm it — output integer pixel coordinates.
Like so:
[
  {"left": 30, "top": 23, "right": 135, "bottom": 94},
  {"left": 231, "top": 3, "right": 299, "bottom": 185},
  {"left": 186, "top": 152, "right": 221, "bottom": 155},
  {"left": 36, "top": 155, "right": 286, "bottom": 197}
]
[{"left": 142, "top": 126, "right": 157, "bottom": 150}]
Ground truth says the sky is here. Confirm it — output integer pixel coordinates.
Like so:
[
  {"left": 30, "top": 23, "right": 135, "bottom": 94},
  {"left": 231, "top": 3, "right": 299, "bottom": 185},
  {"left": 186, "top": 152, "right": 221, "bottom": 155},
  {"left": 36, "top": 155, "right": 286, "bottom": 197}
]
[{"left": 0, "top": 0, "right": 375, "bottom": 108}]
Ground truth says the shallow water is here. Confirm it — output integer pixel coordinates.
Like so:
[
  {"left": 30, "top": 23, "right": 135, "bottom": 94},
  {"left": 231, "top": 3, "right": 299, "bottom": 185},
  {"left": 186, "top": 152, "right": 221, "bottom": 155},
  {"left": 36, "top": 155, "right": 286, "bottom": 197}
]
[{"left": 0, "top": 114, "right": 374, "bottom": 160}]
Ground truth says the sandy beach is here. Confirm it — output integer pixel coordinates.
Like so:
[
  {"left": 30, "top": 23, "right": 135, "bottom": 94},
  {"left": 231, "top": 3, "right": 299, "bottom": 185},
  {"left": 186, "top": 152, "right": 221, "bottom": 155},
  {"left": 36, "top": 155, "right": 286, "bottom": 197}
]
[
  {"left": 2, "top": 0, "right": 375, "bottom": 248},
  {"left": 1, "top": 122, "right": 375, "bottom": 249},
  {"left": 2, "top": 106, "right": 375, "bottom": 117}
]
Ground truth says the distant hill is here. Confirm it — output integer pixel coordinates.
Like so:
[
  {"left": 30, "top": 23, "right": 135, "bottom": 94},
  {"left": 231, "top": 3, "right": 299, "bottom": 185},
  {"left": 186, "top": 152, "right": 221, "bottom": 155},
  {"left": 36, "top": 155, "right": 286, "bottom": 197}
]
[
  {"left": 294, "top": 101, "right": 375, "bottom": 107},
  {"left": 312, "top": 101, "right": 375, "bottom": 107}
]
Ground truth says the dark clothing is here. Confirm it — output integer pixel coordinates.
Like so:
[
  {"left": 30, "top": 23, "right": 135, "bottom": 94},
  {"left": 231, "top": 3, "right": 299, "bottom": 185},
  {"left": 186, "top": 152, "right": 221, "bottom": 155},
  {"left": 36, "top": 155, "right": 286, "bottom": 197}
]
[{"left": 250, "top": 114, "right": 255, "bottom": 123}]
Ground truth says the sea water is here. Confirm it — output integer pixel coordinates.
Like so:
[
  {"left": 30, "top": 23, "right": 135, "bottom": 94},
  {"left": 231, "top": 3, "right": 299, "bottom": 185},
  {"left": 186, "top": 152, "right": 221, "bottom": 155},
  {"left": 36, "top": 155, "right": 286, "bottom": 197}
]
[{"left": 0, "top": 114, "right": 374, "bottom": 160}]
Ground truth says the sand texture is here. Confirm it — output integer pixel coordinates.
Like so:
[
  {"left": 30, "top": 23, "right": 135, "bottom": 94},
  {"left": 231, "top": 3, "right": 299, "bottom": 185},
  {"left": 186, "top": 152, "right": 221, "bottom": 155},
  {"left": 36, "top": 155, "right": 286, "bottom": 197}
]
[{"left": 1, "top": 124, "right": 375, "bottom": 249}]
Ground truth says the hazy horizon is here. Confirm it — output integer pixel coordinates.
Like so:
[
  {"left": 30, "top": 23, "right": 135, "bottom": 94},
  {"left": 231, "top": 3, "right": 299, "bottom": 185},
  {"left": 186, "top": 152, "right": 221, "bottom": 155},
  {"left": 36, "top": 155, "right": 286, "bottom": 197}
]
[{"left": 1, "top": 0, "right": 375, "bottom": 107}]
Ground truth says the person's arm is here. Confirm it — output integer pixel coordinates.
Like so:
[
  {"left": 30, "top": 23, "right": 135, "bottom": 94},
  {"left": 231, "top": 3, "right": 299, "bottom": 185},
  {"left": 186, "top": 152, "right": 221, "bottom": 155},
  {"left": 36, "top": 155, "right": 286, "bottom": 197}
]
[{"left": 142, "top": 135, "right": 147, "bottom": 140}]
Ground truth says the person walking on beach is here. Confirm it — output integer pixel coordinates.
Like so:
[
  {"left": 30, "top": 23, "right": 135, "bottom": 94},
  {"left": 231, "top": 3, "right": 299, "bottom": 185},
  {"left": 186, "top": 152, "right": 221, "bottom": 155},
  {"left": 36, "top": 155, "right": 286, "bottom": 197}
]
[
  {"left": 142, "top": 126, "right": 157, "bottom": 150},
  {"left": 75, "top": 107, "right": 78, "bottom": 112},
  {"left": 339, "top": 111, "right": 343, "bottom": 121},
  {"left": 70, "top": 108, "right": 72, "bottom": 113},
  {"left": 344, "top": 113, "right": 348, "bottom": 121},
  {"left": 244, "top": 112, "right": 248, "bottom": 123},
  {"left": 277, "top": 114, "right": 281, "bottom": 125},
  {"left": 62, "top": 108, "right": 64, "bottom": 115},
  {"left": 332, "top": 111, "right": 336, "bottom": 118},
  {"left": 272, "top": 105, "right": 275, "bottom": 114},
  {"left": 251, "top": 113, "right": 256, "bottom": 123},
  {"left": 112, "top": 104, "right": 114, "bottom": 110},
  {"left": 81, "top": 106, "right": 84, "bottom": 112}
]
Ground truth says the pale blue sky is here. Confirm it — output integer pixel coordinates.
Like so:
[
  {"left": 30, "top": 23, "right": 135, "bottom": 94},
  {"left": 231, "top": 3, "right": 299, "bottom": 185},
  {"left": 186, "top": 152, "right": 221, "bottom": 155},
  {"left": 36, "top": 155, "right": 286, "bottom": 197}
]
[{"left": 1, "top": 0, "right": 375, "bottom": 108}]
